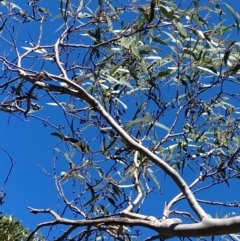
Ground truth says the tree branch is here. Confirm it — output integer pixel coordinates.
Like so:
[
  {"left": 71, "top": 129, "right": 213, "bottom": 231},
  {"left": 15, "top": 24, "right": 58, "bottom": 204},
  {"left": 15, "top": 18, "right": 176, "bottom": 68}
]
[{"left": 18, "top": 69, "right": 207, "bottom": 220}]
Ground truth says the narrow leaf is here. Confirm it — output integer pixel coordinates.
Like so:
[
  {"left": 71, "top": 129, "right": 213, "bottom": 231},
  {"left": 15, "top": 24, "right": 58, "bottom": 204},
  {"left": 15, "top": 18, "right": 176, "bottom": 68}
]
[
  {"left": 83, "top": 194, "right": 100, "bottom": 207},
  {"left": 146, "top": 168, "right": 161, "bottom": 190},
  {"left": 148, "top": 0, "right": 156, "bottom": 23},
  {"left": 86, "top": 183, "right": 95, "bottom": 198},
  {"left": 125, "top": 115, "right": 151, "bottom": 131},
  {"left": 117, "top": 184, "right": 135, "bottom": 188},
  {"left": 154, "top": 122, "right": 170, "bottom": 132},
  {"left": 100, "top": 204, "right": 109, "bottom": 215},
  {"left": 176, "top": 22, "right": 187, "bottom": 38},
  {"left": 197, "top": 66, "right": 219, "bottom": 76},
  {"left": 51, "top": 132, "right": 63, "bottom": 139},
  {"left": 223, "top": 3, "right": 240, "bottom": 33}
]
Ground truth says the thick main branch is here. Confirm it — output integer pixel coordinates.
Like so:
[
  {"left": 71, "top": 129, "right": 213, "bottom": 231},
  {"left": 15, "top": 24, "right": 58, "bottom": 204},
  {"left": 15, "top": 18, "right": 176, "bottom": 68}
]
[
  {"left": 162, "top": 216, "right": 240, "bottom": 238},
  {"left": 18, "top": 73, "right": 208, "bottom": 220},
  {"left": 27, "top": 207, "right": 240, "bottom": 240}
]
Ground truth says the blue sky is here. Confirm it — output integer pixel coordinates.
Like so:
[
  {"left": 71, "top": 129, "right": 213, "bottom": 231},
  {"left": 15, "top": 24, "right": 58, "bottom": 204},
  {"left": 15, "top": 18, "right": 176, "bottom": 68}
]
[{"left": 1, "top": 0, "right": 240, "bottom": 240}]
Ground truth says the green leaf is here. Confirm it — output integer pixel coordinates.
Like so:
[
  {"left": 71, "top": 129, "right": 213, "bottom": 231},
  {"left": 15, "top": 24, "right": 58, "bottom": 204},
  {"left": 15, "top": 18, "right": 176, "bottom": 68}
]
[
  {"left": 38, "top": 7, "right": 50, "bottom": 15},
  {"left": 112, "top": 184, "right": 121, "bottom": 198},
  {"left": 229, "top": 234, "right": 240, "bottom": 241},
  {"left": 10, "top": 3, "right": 23, "bottom": 13},
  {"left": 146, "top": 168, "right": 161, "bottom": 190},
  {"left": 60, "top": 0, "right": 65, "bottom": 18},
  {"left": 86, "top": 183, "right": 95, "bottom": 198},
  {"left": 94, "top": 27, "right": 100, "bottom": 42},
  {"left": 64, "top": 152, "right": 75, "bottom": 168},
  {"left": 100, "top": 127, "right": 116, "bottom": 137},
  {"left": 51, "top": 132, "right": 63, "bottom": 139},
  {"left": 176, "top": 22, "right": 187, "bottom": 38},
  {"left": 117, "top": 184, "right": 135, "bottom": 188},
  {"left": 103, "top": 73, "right": 134, "bottom": 89},
  {"left": 125, "top": 115, "right": 151, "bottom": 131},
  {"left": 71, "top": 173, "right": 85, "bottom": 182},
  {"left": 152, "top": 36, "right": 168, "bottom": 45},
  {"left": 54, "top": 148, "right": 75, "bottom": 169},
  {"left": 77, "top": 12, "right": 92, "bottom": 19},
  {"left": 70, "top": 140, "right": 91, "bottom": 154},
  {"left": 100, "top": 204, "right": 109, "bottom": 215},
  {"left": 107, "top": 197, "right": 117, "bottom": 207},
  {"left": 98, "top": 0, "right": 102, "bottom": 6},
  {"left": 193, "top": 0, "right": 198, "bottom": 8},
  {"left": 83, "top": 194, "right": 100, "bottom": 207},
  {"left": 0, "top": 19, "right": 6, "bottom": 34},
  {"left": 223, "top": 3, "right": 240, "bottom": 33},
  {"left": 114, "top": 98, "right": 127, "bottom": 109},
  {"left": 159, "top": 5, "right": 171, "bottom": 18},
  {"left": 197, "top": 66, "right": 219, "bottom": 76},
  {"left": 154, "top": 122, "right": 170, "bottom": 132},
  {"left": 224, "top": 41, "right": 235, "bottom": 66},
  {"left": 148, "top": 0, "right": 156, "bottom": 23}
]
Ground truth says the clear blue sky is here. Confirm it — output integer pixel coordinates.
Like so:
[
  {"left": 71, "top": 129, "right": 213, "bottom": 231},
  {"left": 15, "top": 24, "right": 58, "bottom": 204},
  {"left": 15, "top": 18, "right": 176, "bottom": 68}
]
[{"left": 1, "top": 0, "right": 240, "bottom": 240}]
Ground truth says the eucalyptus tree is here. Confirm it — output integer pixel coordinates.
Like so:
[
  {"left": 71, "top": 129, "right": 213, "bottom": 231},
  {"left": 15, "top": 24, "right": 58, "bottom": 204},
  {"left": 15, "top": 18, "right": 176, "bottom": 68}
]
[{"left": 1, "top": 0, "right": 240, "bottom": 240}]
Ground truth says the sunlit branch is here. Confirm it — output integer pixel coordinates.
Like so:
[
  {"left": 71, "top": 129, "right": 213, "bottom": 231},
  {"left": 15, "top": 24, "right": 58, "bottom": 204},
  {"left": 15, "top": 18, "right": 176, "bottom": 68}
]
[
  {"left": 26, "top": 207, "right": 158, "bottom": 241},
  {"left": 18, "top": 67, "right": 208, "bottom": 220},
  {"left": 164, "top": 175, "right": 204, "bottom": 218},
  {"left": 123, "top": 149, "right": 142, "bottom": 212}
]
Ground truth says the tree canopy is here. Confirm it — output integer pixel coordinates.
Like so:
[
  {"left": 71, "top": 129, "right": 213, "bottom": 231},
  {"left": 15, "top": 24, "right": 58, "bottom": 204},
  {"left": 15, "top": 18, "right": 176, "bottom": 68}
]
[{"left": 1, "top": 0, "right": 240, "bottom": 240}]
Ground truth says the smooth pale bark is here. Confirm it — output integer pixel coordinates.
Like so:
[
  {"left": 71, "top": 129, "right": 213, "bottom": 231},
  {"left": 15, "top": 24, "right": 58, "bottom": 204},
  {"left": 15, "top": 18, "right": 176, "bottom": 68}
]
[
  {"left": 27, "top": 204, "right": 240, "bottom": 240},
  {"left": 156, "top": 217, "right": 240, "bottom": 238}
]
